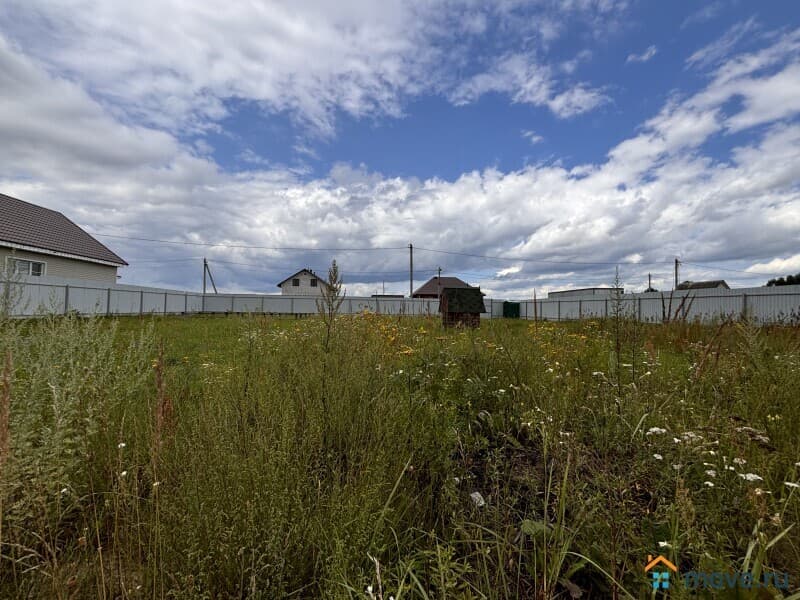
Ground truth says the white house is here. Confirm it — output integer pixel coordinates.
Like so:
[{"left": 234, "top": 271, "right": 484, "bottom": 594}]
[
  {"left": 277, "top": 269, "right": 329, "bottom": 296},
  {"left": 0, "top": 192, "right": 127, "bottom": 283}
]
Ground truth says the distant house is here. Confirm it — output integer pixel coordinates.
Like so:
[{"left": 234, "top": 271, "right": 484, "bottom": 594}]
[
  {"left": 0, "top": 192, "right": 127, "bottom": 283},
  {"left": 548, "top": 287, "right": 623, "bottom": 299},
  {"left": 277, "top": 268, "right": 329, "bottom": 296},
  {"left": 440, "top": 287, "right": 486, "bottom": 328},
  {"left": 676, "top": 280, "right": 729, "bottom": 291},
  {"left": 412, "top": 276, "right": 474, "bottom": 299}
]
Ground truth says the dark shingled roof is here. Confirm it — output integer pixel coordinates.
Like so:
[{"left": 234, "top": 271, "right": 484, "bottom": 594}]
[
  {"left": 412, "top": 276, "right": 472, "bottom": 297},
  {"left": 0, "top": 193, "right": 127, "bottom": 265},
  {"left": 676, "top": 280, "right": 729, "bottom": 290},
  {"left": 441, "top": 287, "right": 487, "bottom": 313}
]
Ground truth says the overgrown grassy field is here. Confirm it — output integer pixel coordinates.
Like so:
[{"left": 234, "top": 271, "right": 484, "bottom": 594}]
[{"left": 1, "top": 311, "right": 799, "bottom": 598}]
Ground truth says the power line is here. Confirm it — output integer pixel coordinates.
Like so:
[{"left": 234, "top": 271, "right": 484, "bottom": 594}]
[
  {"left": 93, "top": 232, "right": 405, "bottom": 252},
  {"left": 207, "top": 259, "right": 441, "bottom": 276},
  {"left": 102, "top": 231, "right": 789, "bottom": 280},
  {"left": 681, "top": 261, "right": 785, "bottom": 277},
  {"left": 414, "top": 246, "right": 674, "bottom": 266}
]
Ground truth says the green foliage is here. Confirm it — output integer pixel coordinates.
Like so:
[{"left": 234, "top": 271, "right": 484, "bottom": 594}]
[
  {"left": 767, "top": 273, "right": 800, "bottom": 287},
  {"left": 0, "top": 313, "right": 799, "bottom": 598}
]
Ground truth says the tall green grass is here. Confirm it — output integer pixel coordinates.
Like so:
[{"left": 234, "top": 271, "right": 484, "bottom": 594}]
[{"left": 1, "top": 312, "right": 798, "bottom": 598}]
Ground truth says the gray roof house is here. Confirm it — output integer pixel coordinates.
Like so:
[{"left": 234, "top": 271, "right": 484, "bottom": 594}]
[
  {"left": 412, "top": 276, "right": 475, "bottom": 298},
  {"left": 0, "top": 193, "right": 127, "bottom": 283},
  {"left": 277, "top": 268, "right": 330, "bottom": 296},
  {"left": 676, "top": 280, "right": 729, "bottom": 291}
]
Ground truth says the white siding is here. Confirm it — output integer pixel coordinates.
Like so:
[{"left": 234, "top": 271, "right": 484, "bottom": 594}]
[
  {"left": 278, "top": 271, "right": 326, "bottom": 296},
  {"left": 0, "top": 246, "right": 118, "bottom": 283}
]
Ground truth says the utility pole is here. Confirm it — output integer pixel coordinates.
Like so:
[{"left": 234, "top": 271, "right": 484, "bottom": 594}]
[
  {"left": 409, "top": 243, "right": 413, "bottom": 297},
  {"left": 674, "top": 258, "right": 680, "bottom": 290},
  {"left": 437, "top": 266, "right": 442, "bottom": 298},
  {"left": 203, "top": 258, "right": 218, "bottom": 294}
]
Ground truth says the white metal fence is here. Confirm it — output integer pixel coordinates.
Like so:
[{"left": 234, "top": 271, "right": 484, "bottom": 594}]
[{"left": 4, "top": 278, "right": 800, "bottom": 324}]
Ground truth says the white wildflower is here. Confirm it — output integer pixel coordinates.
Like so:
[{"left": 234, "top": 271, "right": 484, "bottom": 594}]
[
  {"left": 658, "top": 541, "right": 671, "bottom": 548},
  {"left": 739, "top": 473, "right": 763, "bottom": 482},
  {"left": 704, "top": 481, "right": 715, "bottom": 487},
  {"left": 672, "top": 464, "right": 683, "bottom": 470},
  {"left": 117, "top": 442, "right": 126, "bottom": 449},
  {"left": 470, "top": 491, "right": 486, "bottom": 507},
  {"left": 733, "top": 458, "right": 746, "bottom": 466},
  {"left": 120, "top": 471, "right": 128, "bottom": 478},
  {"left": 653, "top": 454, "right": 663, "bottom": 461},
  {"left": 705, "top": 470, "right": 717, "bottom": 478},
  {"left": 60, "top": 487, "right": 68, "bottom": 495},
  {"left": 646, "top": 427, "right": 667, "bottom": 436},
  {"left": 785, "top": 482, "right": 800, "bottom": 489}
]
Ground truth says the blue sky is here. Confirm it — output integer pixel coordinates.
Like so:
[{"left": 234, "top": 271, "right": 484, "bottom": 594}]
[{"left": 0, "top": 1, "right": 799, "bottom": 297}]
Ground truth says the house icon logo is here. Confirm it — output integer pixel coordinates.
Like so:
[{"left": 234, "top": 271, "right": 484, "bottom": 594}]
[{"left": 645, "top": 555, "right": 678, "bottom": 590}]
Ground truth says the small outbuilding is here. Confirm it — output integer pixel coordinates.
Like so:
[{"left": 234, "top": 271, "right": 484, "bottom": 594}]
[
  {"left": 412, "top": 276, "right": 473, "bottom": 299},
  {"left": 440, "top": 287, "right": 486, "bottom": 328}
]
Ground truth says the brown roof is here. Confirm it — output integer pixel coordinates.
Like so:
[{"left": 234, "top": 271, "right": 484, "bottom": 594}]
[
  {"left": 412, "top": 276, "right": 473, "bottom": 297},
  {"left": 676, "top": 280, "right": 729, "bottom": 290},
  {"left": 0, "top": 193, "right": 127, "bottom": 265}
]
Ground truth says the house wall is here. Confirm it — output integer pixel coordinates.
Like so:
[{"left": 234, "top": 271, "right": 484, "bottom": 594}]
[
  {"left": 279, "top": 272, "right": 325, "bottom": 296},
  {"left": 0, "top": 246, "right": 118, "bottom": 283}
]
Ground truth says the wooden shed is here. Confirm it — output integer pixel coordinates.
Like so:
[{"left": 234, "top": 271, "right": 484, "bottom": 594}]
[{"left": 440, "top": 287, "right": 486, "bottom": 328}]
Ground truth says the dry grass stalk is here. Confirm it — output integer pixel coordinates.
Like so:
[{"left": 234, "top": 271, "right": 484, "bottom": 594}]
[
  {"left": 152, "top": 343, "right": 173, "bottom": 465},
  {"left": 0, "top": 350, "right": 11, "bottom": 470}
]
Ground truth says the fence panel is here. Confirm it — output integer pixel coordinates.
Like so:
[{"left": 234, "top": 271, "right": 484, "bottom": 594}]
[
  {"left": 166, "top": 293, "right": 187, "bottom": 314},
  {"left": 110, "top": 289, "right": 141, "bottom": 314},
  {"left": 14, "top": 282, "right": 65, "bottom": 316},
  {"left": 232, "top": 296, "right": 263, "bottom": 313},
  {"left": 65, "top": 286, "right": 107, "bottom": 315},
  {"left": 748, "top": 293, "right": 800, "bottom": 323}
]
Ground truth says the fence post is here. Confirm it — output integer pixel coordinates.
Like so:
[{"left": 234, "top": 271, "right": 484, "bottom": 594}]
[
  {"left": 638, "top": 297, "right": 642, "bottom": 321},
  {"left": 578, "top": 299, "right": 582, "bottom": 320},
  {"left": 164, "top": 292, "right": 168, "bottom": 315},
  {"left": 261, "top": 295, "right": 266, "bottom": 314},
  {"left": 139, "top": 290, "right": 144, "bottom": 315},
  {"left": 348, "top": 298, "right": 353, "bottom": 314},
  {"left": 106, "top": 287, "right": 111, "bottom": 316},
  {"left": 604, "top": 298, "right": 608, "bottom": 318},
  {"left": 290, "top": 297, "right": 294, "bottom": 316},
  {"left": 231, "top": 295, "right": 235, "bottom": 313},
  {"left": 184, "top": 292, "right": 188, "bottom": 314},
  {"left": 64, "top": 284, "right": 70, "bottom": 314},
  {"left": 741, "top": 293, "right": 748, "bottom": 320},
  {"left": 557, "top": 300, "right": 561, "bottom": 321}
]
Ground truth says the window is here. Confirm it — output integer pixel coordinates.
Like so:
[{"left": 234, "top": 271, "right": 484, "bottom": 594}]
[
  {"left": 310, "top": 278, "right": 317, "bottom": 287},
  {"left": 8, "top": 258, "right": 45, "bottom": 277},
  {"left": 292, "top": 278, "right": 300, "bottom": 287}
]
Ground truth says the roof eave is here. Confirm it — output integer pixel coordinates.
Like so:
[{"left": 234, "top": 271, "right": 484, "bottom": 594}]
[{"left": 0, "top": 240, "right": 127, "bottom": 267}]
